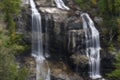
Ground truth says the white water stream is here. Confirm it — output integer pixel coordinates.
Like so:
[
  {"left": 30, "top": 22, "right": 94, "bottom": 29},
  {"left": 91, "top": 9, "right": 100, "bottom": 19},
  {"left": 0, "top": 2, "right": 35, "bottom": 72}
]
[
  {"left": 81, "top": 13, "right": 101, "bottom": 79},
  {"left": 30, "top": 0, "right": 50, "bottom": 80},
  {"left": 30, "top": 0, "right": 101, "bottom": 79},
  {"left": 54, "top": 0, "right": 70, "bottom": 10}
]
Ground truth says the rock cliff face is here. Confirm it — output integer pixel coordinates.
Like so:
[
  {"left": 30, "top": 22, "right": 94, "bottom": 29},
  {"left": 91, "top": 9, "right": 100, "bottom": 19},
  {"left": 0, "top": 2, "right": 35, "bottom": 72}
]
[
  {"left": 35, "top": 1, "right": 86, "bottom": 79},
  {"left": 16, "top": 0, "right": 116, "bottom": 80}
]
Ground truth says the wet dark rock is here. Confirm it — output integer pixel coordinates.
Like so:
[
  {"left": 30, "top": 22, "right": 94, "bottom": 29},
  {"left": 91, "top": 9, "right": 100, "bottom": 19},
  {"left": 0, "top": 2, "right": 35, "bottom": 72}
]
[
  {"left": 49, "top": 61, "right": 84, "bottom": 80},
  {"left": 15, "top": 6, "right": 32, "bottom": 44},
  {"left": 21, "top": 0, "right": 29, "bottom": 7},
  {"left": 71, "top": 54, "right": 88, "bottom": 64},
  {"left": 66, "top": 0, "right": 75, "bottom": 7},
  {"left": 16, "top": 0, "right": 89, "bottom": 79},
  {"left": 94, "top": 16, "right": 103, "bottom": 24},
  {"left": 67, "top": 16, "right": 83, "bottom": 30},
  {"left": 35, "top": 0, "right": 55, "bottom": 7},
  {"left": 16, "top": 0, "right": 119, "bottom": 80},
  {"left": 100, "top": 49, "right": 116, "bottom": 77}
]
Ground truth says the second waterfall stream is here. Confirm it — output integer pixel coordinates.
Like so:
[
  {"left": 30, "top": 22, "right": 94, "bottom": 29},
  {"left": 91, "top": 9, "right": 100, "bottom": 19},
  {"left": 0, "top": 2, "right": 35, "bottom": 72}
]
[
  {"left": 81, "top": 13, "right": 101, "bottom": 79},
  {"left": 54, "top": 0, "right": 70, "bottom": 10}
]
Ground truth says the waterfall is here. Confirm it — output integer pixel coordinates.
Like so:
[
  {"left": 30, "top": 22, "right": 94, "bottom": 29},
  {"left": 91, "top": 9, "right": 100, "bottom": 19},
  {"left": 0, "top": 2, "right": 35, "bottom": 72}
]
[
  {"left": 30, "top": 0, "right": 43, "bottom": 59},
  {"left": 45, "top": 15, "right": 50, "bottom": 58},
  {"left": 81, "top": 13, "right": 101, "bottom": 79},
  {"left": 54, "top": 0, "right": 70, "bottom": 10},
  {"left": 30, "top": 0, "right": 50, "bottom": 80}
]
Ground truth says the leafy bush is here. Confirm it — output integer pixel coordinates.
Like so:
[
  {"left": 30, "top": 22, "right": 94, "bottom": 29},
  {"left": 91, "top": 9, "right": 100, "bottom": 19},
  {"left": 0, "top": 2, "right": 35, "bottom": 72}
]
[
  {"left": 75, "top": 0, "right": 92, "bottom": 10},
  {"left": 0, "top": 30, "right": 28, "bottom": 80},
  {"left": 0, "top": 0, "right": 20, "bottom": 35},
  {"left": 98, "top": 0, "right": 120, "bottom": 16},
  {"left": 107, "top": 52, "right": 120, "bottom": 79},
  {"left": 0, "top": 47, "right": 28, "bottom": 80},
  {"left": 0, "top": 1, "right": 29, "bottom": 80}
]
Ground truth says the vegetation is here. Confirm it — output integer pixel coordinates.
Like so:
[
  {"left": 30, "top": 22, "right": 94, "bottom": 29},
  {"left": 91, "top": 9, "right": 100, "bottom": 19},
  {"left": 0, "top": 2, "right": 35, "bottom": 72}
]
[
  {"left": 0, "top": 0, "right": 29, "bottom": 80},
  {"left": 0, "top": 0, "right": 120, "bottom": 79},
  {"left": 75, "top": 0, "right": 97, "bottom": 11},
  {"left": 97, "top": 0, "right": 120, "bottom": 48},
  {"left": 107, "top": 52, "right": 120, "bottom": 79},
  {"left": 0, "top": 0, "right": 20, "bottom": 35},
  {"left": 0, "top": 47, "right": 28, "bottom": 80},
  {"left": 75, "top": 0, "right": 120, "bottom": 47},
  {"left": 98, "top": 0, "right": 120, "bottom": 16},
  {"left": 0, "top": 30, "right": 28, "bottom": 80},
  {"left": 75, "top": 0, "right": 120, "bottom": 79}
]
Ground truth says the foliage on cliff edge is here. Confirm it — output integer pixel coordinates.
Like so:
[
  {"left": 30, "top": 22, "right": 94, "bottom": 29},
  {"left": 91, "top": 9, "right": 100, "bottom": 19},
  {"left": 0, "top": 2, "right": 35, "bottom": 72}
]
[{"left": 0, "top": 0, "right": 29, "bottom": 80}]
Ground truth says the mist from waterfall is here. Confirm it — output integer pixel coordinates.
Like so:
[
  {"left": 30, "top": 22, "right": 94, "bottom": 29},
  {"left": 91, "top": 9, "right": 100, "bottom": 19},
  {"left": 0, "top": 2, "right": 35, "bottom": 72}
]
[
  {"left": 81, "top": 13, "right": 101, "bottom": 79},
  {"left": 30, "top": 0, "right": 50, "bottom": 80},
  {"left": 54, "top": 0, "right": 70, "bottom": 10}
]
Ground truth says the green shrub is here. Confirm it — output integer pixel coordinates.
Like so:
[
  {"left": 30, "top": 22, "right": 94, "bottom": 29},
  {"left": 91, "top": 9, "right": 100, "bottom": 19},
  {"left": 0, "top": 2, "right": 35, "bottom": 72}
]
[
  {"left": 75, "top": 0, "right": 92, "bottom": 10},
  {"left": 0, "top": 30, "right": 28, "bottom": 80},
  {"left": 0, "top": 47, "right": 28, "bottom": 80},
  {"left": 98, "top": 0, "right": 120, "bottom": 16},
  {"left": 0, "top": 0, "right": 21, "bottom": 35},
  {"left": 107, "top": 52, "right": 120, "bottom": 79}
]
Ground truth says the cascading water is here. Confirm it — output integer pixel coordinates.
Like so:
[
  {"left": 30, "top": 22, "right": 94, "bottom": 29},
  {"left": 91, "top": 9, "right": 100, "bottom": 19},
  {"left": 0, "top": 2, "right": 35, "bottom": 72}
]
[
  {"left": 30, "top": 0, "right": 50, "bottom": 80},
  {"left": 30, "top": 0, "right": 44, "bottom": 59},
  {"left": 44, "top": 15, "right": 50, "bottom": 58},
  {"left": 54, "top": 0, "right": 70, "bottom": 10},
  {"left": 81, "top": 13, "right": 101, "bottom": 79}
]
